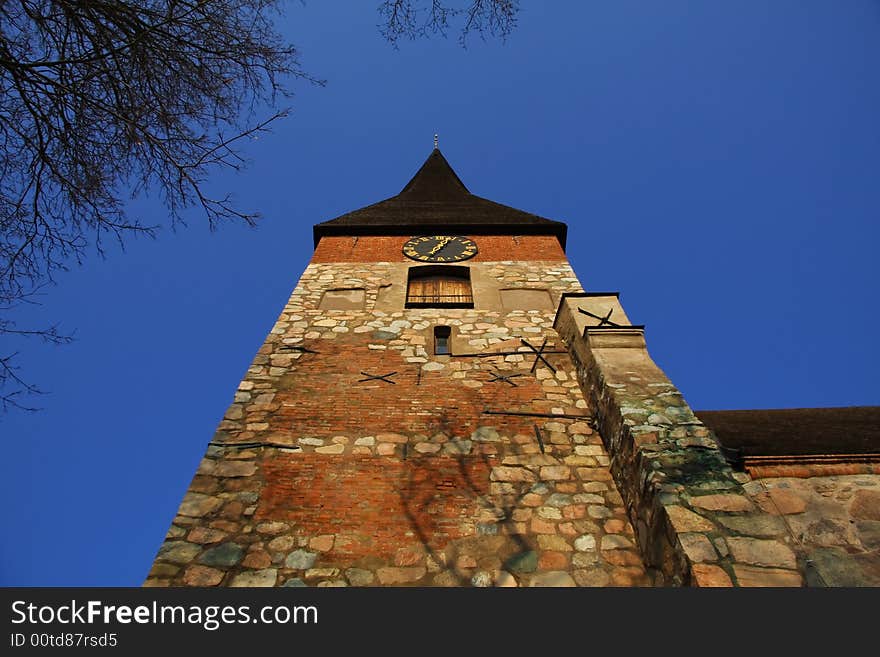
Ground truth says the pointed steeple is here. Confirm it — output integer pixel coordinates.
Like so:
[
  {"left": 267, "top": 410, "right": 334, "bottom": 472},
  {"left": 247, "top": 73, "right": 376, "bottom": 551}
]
[
  {"left": 397, "top": 148, "right": 470, "bottom": 201},
  {"left": 313, "top": 148, "right": 567, "bottom": 248}
]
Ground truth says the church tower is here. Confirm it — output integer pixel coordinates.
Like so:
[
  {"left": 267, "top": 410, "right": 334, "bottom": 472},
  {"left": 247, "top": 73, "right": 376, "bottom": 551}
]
[{"left": 147, "top": 147, "right": 810, "bottom": 587}]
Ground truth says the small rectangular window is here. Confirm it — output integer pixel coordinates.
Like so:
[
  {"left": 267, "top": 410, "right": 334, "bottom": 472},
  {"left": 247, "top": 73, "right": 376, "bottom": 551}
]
[{"left": 434, "top": 326, "right": 452, "bottom": 355}]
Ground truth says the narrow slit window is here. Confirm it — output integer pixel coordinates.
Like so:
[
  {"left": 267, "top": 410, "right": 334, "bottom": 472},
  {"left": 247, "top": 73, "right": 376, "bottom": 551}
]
[{"left": 434, "top": 326, "right": 452, "bottom": 355}]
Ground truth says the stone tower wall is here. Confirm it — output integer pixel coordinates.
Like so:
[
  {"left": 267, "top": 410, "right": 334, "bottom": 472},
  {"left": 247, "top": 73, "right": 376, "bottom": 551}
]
[{"left": 145, "top": 236, "right": 653, "bottom": 587}]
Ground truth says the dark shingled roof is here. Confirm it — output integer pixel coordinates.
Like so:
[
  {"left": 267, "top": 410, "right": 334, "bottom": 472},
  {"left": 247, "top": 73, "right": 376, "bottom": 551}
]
[
  {"left": 313, "top": 148, "right": 568, "bottom": 248},
  {"left": 696, "top": 407, "right": 880, "bottom": 458}
]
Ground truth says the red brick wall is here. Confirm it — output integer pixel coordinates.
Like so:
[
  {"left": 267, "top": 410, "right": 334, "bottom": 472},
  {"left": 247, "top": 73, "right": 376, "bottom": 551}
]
[
  {"left": 257, "top": 454, "right": 492, "bottom": 559},
  {"left": 261, "top": 336, "right": 568, "bottom": 443},
  {"left": 311, "top": 235, "right": 566, "bottom": 263}
]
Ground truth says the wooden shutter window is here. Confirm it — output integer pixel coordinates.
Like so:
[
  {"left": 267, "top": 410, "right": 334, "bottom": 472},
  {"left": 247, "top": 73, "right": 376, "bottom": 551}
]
[{"left": 406, "top": 267, "right": 473, "bottom": 307}]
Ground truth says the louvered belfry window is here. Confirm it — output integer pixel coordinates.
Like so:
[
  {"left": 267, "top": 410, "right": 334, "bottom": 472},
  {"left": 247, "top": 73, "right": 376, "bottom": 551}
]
[{"left": 406, "top": 266, "right": 473, "bottom": 308}]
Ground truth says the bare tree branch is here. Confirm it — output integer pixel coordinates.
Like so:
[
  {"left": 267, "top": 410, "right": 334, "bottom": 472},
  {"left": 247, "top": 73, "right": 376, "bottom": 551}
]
[
  {"left": 0, "top": 0, "right": 320, "bottom": 412},
  {"left": 378, "top": 0, "right": 519, "bottom": 46}
]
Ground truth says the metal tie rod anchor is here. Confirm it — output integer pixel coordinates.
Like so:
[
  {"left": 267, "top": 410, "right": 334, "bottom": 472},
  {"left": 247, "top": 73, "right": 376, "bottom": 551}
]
[
  {"left": 279, "top": 344, "right": 320, "bottom": 354},
  {"left": 521, "top": 338, "right": 557, "bottom": 374},
  {"left": 358, "top": 371, "right": 398, "bottom": 384},
  {"left": 577, "top": 306, "right": 622, "bottom": 328},
  {"left": 488, "top": 371, "right": 523, "bottom": 386}
]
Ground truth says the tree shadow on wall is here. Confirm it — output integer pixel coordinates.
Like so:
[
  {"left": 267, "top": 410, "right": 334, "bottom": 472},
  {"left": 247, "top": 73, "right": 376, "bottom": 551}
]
[{"left": 397, "top": 410, "right": 538, "bottom": 586}]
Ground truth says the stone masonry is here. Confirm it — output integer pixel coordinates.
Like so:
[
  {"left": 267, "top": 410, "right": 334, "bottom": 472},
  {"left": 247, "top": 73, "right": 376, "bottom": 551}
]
[
  {"left": 146, "top": 241, "right": 652, "bottom": 587},
  {"left": 554, "top": 295, "right": 809, "bottom": 586},
  {"left": 739, "top": 475, "right": 880, "bottom": 586}
]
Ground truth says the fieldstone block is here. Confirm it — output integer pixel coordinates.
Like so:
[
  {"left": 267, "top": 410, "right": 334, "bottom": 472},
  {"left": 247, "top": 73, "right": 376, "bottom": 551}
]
[
  {"left": 471, "top": 571, "right": 493, "bottom": 587},
  {"left": 196, "top": 459, "right": 216, "bottom": 475},
  {"left": 733, "top": 564, "right": 803, "bottom": 587},
  {"left": 187, "top": 527, "right": 228, "bottom": 544},
  {"left": 665, "top": 506, "right": 716, "bottom": 533},
  {"left": 531, "top": 518, "right": 557, "bottom": 534},
  {"left": 242, "top": 550, "right": 272, "bottom": 569},
  {"left": 574, "top": 535, "right": 597, "bottom": 552},
  {"left": 690, "top": 494, "right": 754, "bottom": 513},
  {"left": 178, "top": 493, "right": 222, "bottom": 518},
  {"left": 587, "top": 505, "right": 613, "bottom": 520},
  {"left": 472, "top": 427, "right": 501, "bottom": 442},
  {"left": 678, "top": 533, "right": 718, "bottom": 563},
  {"left": 727, "top": 537, "right": 797, "bottom": 569},
  {"left": 504, "top": 551, "right": 538, "bottom": 574},
  {"left": 718, "top": 515, "right": 787, "bottom": 538},
  {"left": 183, "top": 565, "right": 224, "bottom": 586},
  {"left": 285, "top": 550, "right": 317, "bottom": 570},
  {"left": 157, "top": 541, "right": 201, "bottom": 564},
  {"left": 256, "top": 521, "right": 290, "bottom": 535},
  {"left": 149, "top": 563, "right": 179, "bottom": 578},
  {"left": 376, "top": 432, "right": 408, "bottom": 444},
  {"left": 529, "top": 571, "right": 576, "bottom": 587},
  {"left": 376, "top": 567, "right": 426, "bottom": 584},
  {"left": 230, "top": 569, "right": 278, "bottom": 587},
  {"left": 755, "top": 488, "right": 808, "bottom": 515},
  {"left": 804, "top": 546, "right": 877, "bottom": 587},
  {"left": 491, "top": 467, "right": 537, "bottom": 483},
  {"left": 346, "top": 568, "right": 375, "bottom": 586},
  {"left": 540, "top": 465, "right": 571, "bottom": 480},
  {"left": 851, "top": 490, "right": 880, "bottom": 521},
  {"left": 572, "top": 569, "right": 611, "bottom": 587},
  {"left": 315, "top": 444, "right": 345, "bottom": 454},
  {"left": 690, "top": 564, "right": 733, "bottom": 587},
  {"left": 537, "top": 535, "right": 572, "bottom": 551},
  {"left": 857, "top": 520, "right": 880, "bottom": 550},
  {"left": 198, "top": 543, "right": 244, "bottom": 568},
  {"left": 601, "top": 535, "right": 633, "bottom": 550},
  {"left": 309, "top": 535, "right": 335, "bottom": 552},
  {"left": 545, "top": 493, "right": 573, "bottom": 507},
  {"left": 268, "top": 536, "right": 296, "bottom": 552},
  {"left": 494, "top": 571, "right": 518, "bottom": 587},
  {"left": 537, "top": 506, "right": 562, "bottom": 520}
]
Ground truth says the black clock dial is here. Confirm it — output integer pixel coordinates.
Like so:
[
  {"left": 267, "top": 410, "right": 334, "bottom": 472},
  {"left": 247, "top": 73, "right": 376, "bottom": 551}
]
[{"left": 402, "top": 235, "right": 478, "bottom": 262}]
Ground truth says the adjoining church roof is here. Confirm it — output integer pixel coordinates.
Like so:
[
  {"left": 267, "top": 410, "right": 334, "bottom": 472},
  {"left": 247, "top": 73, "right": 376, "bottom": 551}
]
[
  {"left": 313, "top": 148, "right": 568, "bottom": 248},
  {"left": 696, "top": 406, "right": 880, "bottom": 461}
]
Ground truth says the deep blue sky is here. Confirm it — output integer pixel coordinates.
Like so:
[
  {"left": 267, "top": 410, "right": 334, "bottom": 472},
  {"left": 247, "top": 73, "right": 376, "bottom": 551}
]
[{"left": 2, "top": 2, "right": 879, "bottom": 586}]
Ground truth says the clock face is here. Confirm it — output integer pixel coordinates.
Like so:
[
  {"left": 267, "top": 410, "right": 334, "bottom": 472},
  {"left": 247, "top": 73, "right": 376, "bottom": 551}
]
[{"left": 402, "top": 235, "right": 478, "bottom": 262}]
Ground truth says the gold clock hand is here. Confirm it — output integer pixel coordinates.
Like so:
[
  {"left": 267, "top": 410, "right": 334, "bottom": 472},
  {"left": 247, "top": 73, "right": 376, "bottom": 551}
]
[{"left": 428, "top": 237, "right": 451, "bottom": 254}]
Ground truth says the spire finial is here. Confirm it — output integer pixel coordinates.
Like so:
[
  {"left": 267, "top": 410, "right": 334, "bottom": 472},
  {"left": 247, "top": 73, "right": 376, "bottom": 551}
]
[{"left": 433, "top": 133, "right": 439, "bottom": 150}]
